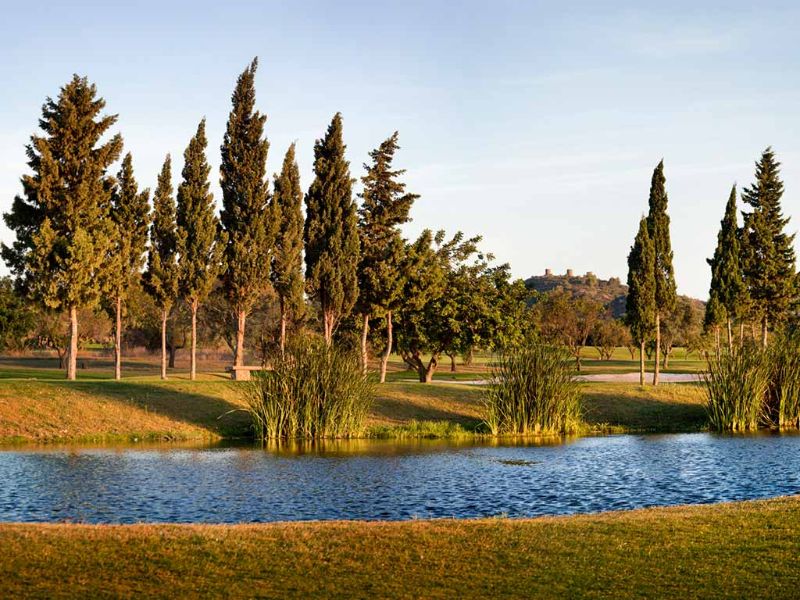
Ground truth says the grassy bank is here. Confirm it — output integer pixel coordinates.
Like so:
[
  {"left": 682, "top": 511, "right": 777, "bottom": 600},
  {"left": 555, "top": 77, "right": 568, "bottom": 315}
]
[
  {"left": 0, "top": 496, "right": 797, "bottom": 598},
  {"left": 0, "top": 376, "right": 707, "bottom": 444}
]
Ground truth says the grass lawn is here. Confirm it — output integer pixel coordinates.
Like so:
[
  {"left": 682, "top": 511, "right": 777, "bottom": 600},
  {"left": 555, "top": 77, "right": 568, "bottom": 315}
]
[
  {"left": 0, "top": 369, "right": 709, "bottom": 444},
  {"left": 0, "top": 496, "right": 796, "bottom": 598}
]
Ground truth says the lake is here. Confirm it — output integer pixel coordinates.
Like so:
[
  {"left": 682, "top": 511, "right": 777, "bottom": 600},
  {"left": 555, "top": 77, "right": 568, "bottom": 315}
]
[{"left": 1, "top": 432, "right": 799, "bottom": 523}]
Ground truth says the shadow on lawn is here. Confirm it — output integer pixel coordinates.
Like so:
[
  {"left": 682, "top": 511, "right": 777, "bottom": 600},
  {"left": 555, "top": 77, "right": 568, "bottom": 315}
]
[
  {"left": 371, "top": 392, "right": 483, "bottom": 428},
  {"left": 45, "top": 380, "right": 253, "bottom": 438},
  {"left": 581, "top": 388, "right": 708, "bottom": 432}
]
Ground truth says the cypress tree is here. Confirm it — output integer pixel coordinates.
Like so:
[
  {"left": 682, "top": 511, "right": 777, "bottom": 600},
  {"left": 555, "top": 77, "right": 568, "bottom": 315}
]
[
  {"left": 646, "top": 160, "right": 677, "bottom": 386},
  {"left": 706, "top": 185, "right": 747, "bottom": 352},
  {"left": 304, "top": 113, "right": 360, "bottom": 345},
  {"left": 176, "top": 119, "right": 226, "bottom": 380},
  {"left": 272, "top": 143, "right": 305, "bottom": 355},
  {"left": 1, "top": 75, "right": 122, "bottom": 380},
  {"left": 626, "top": 217, "right": 656, "bottom": 386},
  {"left": 357, "top": 132, "right": 419, "bottom": 381},
  {"left": 219, "top": 58, "right": 273, "bottom": 373},
  {"left": 741, "top": 148, "right": 796, "bottom": 347},
  {"left": 108, "top": 153, "right": 150, "bottom": 380},
  {"left": 143, "top": 155, "right": 180, "bottom": 379}
]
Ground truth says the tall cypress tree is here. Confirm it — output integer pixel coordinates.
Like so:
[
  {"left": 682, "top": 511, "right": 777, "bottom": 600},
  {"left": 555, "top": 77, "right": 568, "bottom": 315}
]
[
  {"left": 1, "top": 75, "right": 122, "bottom": 380},
  {"left": 646, "top": 160, "right": 677, "bottom": 386},
  {"left": 357, "top": 132, "right": 419, "bottom": 381},
  {"left": 108, "top": 153, "right": 150, "bottom": 380},
  {"left": 143, "top": 155, "right": 180, "bottom": 379},
  {"left": 176, "top": 119, "right": 226, "bottom": 380},
  {"left": 626, "top": 217, "right": 656, "bottom": 385},
  {"left": 304, "top": 112, "right": 360, "bottom": 345},
  {"left": 219, "top": 58, "right": 272, "bottom": 373},
  {"left": 741, "top": 148, "right": 796, "bottom": 347},
  {"left": 272, "top": 143, "right": 305, "bottom": 354},
  {"left": 706, "top": 185, "right": 747, "bottom": 352}
]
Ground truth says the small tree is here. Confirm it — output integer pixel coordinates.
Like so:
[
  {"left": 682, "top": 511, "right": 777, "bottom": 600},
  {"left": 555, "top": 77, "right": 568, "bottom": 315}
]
[
  {"left": 219, "top": 58, "right": 273, "bottom": 370},
  {"left": 143, "top": 155, "right": 181, "bottom": 379},
  {"left": 272, "top": 143, "right": 305, "bottom": 355},
  {"left": 356, "top": 132, "right": 419, "bottom": 379},
  {"left": 536, "top": 290, "right": 602, "bottom": 371},
  {"left": 626, "top": 217, "right": 656, "bottom": 385},
  {"left": 1, "top": 75, "right": 122, "bottom": 379},
  {"left": 646, "top": 161, "right": 677, "bottom": 386},
  {"left": 107, "top": 153, "right": 150, "bottom": 379},
  {"left": 176, "top": 119, "right": 226, "bottom": 380},
  {"left": 741, "top": 148, "right": 796, "bottom": 347},
  {"left": 304, "top": 113, "right": 360, "bottom": 345}
]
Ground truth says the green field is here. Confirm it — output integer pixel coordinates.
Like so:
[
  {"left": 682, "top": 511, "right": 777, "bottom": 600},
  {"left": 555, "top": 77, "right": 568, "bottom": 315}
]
[{"left": 0, "top": 496, "right": 796, "bottom": 599}]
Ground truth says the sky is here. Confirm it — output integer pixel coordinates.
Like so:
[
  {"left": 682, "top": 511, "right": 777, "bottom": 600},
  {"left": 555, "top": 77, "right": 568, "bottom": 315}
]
[{"left": 1, "top": 0, "right": 799, "bottom": 300}]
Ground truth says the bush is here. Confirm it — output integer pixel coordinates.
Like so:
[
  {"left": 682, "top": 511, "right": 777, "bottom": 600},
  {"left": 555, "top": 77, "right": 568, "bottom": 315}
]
[
  {"left": 483, "top": 343, "right": 580, "bottom": 435},
  {"left": 703, "top": 346, "right": 769, "bottom": 432},
  {"left": 246, "top": 341, "right": 374, "bottom": 439},
  {"left": 767, "top": 331, "right": 800, "bottom": 429}
]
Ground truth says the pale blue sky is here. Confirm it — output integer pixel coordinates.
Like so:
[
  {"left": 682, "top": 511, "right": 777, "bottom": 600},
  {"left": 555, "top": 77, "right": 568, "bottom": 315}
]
[{"left": 2, "top": 1, "right": 799, "bottom": 299}]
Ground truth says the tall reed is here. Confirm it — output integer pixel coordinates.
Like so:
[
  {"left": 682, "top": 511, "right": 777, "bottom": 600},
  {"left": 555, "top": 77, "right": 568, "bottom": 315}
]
[
  {"left": 767, "top": 331, "right": 800, "bottom": 428},
  {"left": 246, "top": 341, "right": 374, "bottom": 439},
  {"left": 483, "top": 343, "right": 580, "bottom": 435},
  {"left": 703, "top": 347, "right": 769, "bottom": 432}
]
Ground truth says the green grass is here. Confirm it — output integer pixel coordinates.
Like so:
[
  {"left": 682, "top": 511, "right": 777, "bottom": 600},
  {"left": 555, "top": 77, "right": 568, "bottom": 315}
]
[{"left": 0, "top": 496, "right": 797, "bottom": 598}]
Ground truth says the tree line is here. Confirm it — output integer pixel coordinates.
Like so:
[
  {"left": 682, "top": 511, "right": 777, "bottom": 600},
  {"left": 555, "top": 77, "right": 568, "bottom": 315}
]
[
  {"left": 626, "top": 150, "right": 797, "bottom": 386},
  {"left": 1, "top": 60, "right": 525, "bottom": 382}
]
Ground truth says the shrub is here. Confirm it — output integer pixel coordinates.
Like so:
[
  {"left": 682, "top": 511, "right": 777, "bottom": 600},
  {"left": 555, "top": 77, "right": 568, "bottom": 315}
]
[
  {"left": 703, "top": 347, "right": 769, "bottom": 432},
  {"left": 483, "top": 343, "right": 581, "bottom": 435},
  {"left": 766, "top": 331, "right": 800, "bottom": 429},
  {"left": 246, "top": 341, "right": 374, "bottom": 439}
]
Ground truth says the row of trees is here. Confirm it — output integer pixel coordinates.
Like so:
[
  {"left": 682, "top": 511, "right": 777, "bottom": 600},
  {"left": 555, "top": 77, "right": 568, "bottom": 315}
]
[
  {"left": 2, "top": 62, "right": 525, "bottom": 382},
  {"left": 705, "top": 148, "right": 796, "bottom": 351}
]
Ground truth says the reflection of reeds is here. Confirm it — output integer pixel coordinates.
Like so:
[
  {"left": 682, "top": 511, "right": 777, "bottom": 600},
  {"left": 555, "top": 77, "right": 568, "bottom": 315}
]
[
  {"left": 703, "top": 348, "right": 768, "bottom": 432},
  {"left": 482, "top": 344, "right": 581, "bottom": 435},
  {"left": 245, "top": 341, "right": 373, "bottom": 439}
]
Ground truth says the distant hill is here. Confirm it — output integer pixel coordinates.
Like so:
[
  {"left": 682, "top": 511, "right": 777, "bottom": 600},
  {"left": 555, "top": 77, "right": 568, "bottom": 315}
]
[{"left": 524, "top": 269, "right": 704, "bottom": 318}]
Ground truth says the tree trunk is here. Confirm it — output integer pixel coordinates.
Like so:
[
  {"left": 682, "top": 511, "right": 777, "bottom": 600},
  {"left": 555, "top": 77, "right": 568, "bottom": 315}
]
[
  {"left": 114, "top": 295, "right": 122, "bottom": 381},
  {"left": 190, "top": 300, "right": 198, "bottom": 381},
  {"left": 168, "top": 344, "right": 177, "bottom": 369},
  {"left": 739, "top": 322, "right": 744, "bottom": 345},
  {"left": 423, "top": 355, "right": 438, "bottom": 383},
  {"left": 726, "top": 319, "right": 733, "bottom": 354},
  {"left": 449, "top": 353, "right": 457, "bottom": 372},
  {"left": 160, "top": 308, "right": 168, "bottom": 380},
  {"left": 464, "top": 346, "right": 474, "bottom": 366},
  {"left": 653, "top": 313, "right": 660, "bottom": 386},
  {"left": 360, "top": 313, "right": 369, "bottom": 375},
  {"left": 762, "top": 317, "right": 768, "bottom": 348},
  {"left": 639, "top": 340, "right": 645, "bottom": 386},
  {"left": 714, "top": 326, "right": 721, "bottom": 360},
  {"left": 379, "top": 311, "right": 392, "bottom": 384},
  {"left": 67, "top": 305, "right": 78, "bottom": 381},
  {"left": 323, "top": 310, "right": 334, "bottom": 346},
  {"left": 234, "top": 309, "right": 247, "bottom": 369},
  {"left": 279, "top": 300, "right": 287, "bottom": 357},
  {"left": 576, "top": 354, "right": 582, "bottom": 372}
]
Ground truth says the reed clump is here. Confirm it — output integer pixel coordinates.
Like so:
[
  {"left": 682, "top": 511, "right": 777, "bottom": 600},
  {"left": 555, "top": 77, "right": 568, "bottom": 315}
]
[
  {"left": 246, "top": 341, "right": 374, "bottom": 440},
  {"left": 483, "top": 343, "right": 580, "bottom": 435},
  {"left": 766, "top": 331, "right": 800, "bottom": 428},
  {"left": 703, "top": 346, "right": 769, "bottom": 432}
]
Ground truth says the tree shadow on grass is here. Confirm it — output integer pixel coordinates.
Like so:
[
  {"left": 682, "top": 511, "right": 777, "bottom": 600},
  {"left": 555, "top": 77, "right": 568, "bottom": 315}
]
[
  {"left": 371, "top": 392, "right": 483, "bottom": 428},
  {"left": 581, "top": 389, "right": 708, "bottom": 432},
  {"left": 45, "top": 380, "right": 253, "bottom": 439}
]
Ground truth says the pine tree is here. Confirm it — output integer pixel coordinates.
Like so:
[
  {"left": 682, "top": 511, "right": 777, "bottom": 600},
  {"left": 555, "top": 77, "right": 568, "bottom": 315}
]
[
  {"left": 706, "top": 185, "right": 747, "bottom": 352},
  {"left": 108, "top": 153, "right": 150, "bottom": 380},
  {"left": 626, "top": 217, "right": 656, "bottom": 385},
  {"left": 646, "top": 160, "right": 677, "bottom": 386},
  {"left": 272, "top": 143, "right": 305, "bottom": 355},
  {"left": 219, "top": 58, "right": 273, "bottom": 373},
  {"left": 741, "top": 148, "right": 796, "bottom": 347},
  {"left": 357, "top": 132, "right": 419, "bottom": 381},
  {"left": 176, "top": 119, "right": 226, "bottom": 380},
  {"left": 304, "top": 113, "right": 360, "bottom": 345},
  {"left": 143, "top": 155, "right": 180, "bottom": 379},
  {"left": 1, "top": 75, "right": 122, "bottom": 380}
]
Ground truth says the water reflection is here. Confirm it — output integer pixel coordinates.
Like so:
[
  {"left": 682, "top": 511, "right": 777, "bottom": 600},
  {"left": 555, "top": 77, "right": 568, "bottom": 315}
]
[{"left": 0, "top": 432, "right": 798, "bottom": 524}]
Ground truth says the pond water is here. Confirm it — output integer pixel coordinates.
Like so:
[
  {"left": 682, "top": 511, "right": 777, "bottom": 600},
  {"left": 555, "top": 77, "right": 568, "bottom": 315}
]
[{"left": 1, "top": 433, "right": 799, "bottom": 524}]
